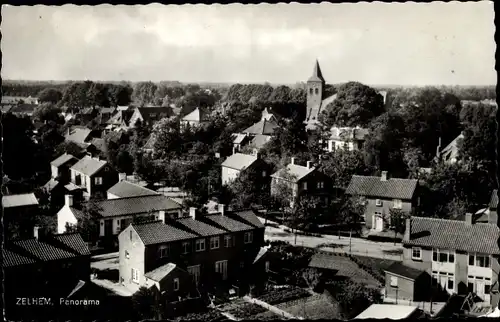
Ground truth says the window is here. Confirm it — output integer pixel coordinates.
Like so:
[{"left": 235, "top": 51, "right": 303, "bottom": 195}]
[
  {"left": 303, "top": 182, "right": 308, "bottom": 190},
  {"left": 393, "top": 199, "right": 403, "bottom": 209},
  {"left": 411, "top": 247, "right": 422, "bottom": 260},
  {"left": 158, "top": 245, "right": 170, "bottom": 258},
  {"left": 262, "top": 171, "right": 267, "bottom": 177},
  {"left": 315, "top": 88, "right": 319, "bottom": 95},
  {"left": 244, "top": 232, "right": 253, "bottom": 244},
  {"left": 95, "top": 177, "right": 103, "bottom": 185},
  {"left": 130, "top": 230, "right": 133, "bottom": 241},
  {"left": 195, "top": 239, "right": 206, "bottom": 252},
  {"left": 265, "top": 261, "right": 270, "bottom": 272},
  {"left": 432, "top": 249, "right": 455, "bottom": 263},
  {"left": 447, "top": 277, "right": 454, "bottom": 290},
  {"left": 469, "top": 254, "right": 491, "bottom": 268},
  {"left": 375, "top": 199, "right": 382, "bottom": 206},
  {"left": 317, "top": 181, "right": 324, "bottom": 189},
  {"left": 390, "top": 276, "right": 398, "bottom": 287},
  {"left": 188, "top": 265, "right": 201, "bottom": 285},
  {"left": 132, "top": 268, "right": 139, "bottom": 283},
  {"left": 173, "top": 278, "right": 179, "bottom": 291},
  {"left": 309, "top": 88, "right": 313, "bottom": 95},
  {"left": 125, "top": 250, "right": 130, "bottom": 259},
  {"left": 210, "top": 237, "right": 220, "bottom": 249},
  {"left": 182, "top": 241, "right": 191, "bottom": 254},
  {"left": 224, "top": 235, "right": 232, "bottom": 248},
  {"left": 485, "top": 284, "right": 491, "bottom": 294}
]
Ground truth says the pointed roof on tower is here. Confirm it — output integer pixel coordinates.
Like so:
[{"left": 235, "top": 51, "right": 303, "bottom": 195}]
[{"left": 308, "top": 59, "right": 325, "bottom": 83}]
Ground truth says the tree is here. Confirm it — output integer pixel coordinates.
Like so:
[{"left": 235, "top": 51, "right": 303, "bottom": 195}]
[
  {"left": 328, "top": 280, "right": 382, "bottom": 319},
  {"left": 76, "top": 200, "right": 102, "bottom": 244},
  {"left": 320, "top": 81, "right": 385, "bottom": 128},
  {"left": 302, "top": 268, "right": 322, "bottom": 291},
  {"left": 388, "top": 209, "right": 409, "bottom": 245},
  {"left": 229, "top": 166, "right": 270, "bottom": 210},
  {"left": 318, "top": 149, "right": 373, "bottom": 188},
  {"left": 287, "top": 196, "right": 322, "bottom": 244},
  {"left": 131, "top": 286, "right": 159, "bottom": 320},
  {"left": 132, "top": 81, "right": 158, "bottom": 107},
  {"left": 38, "top": 88, "right": 63, "bottom": 104},
  {"left": 336, "top": 195, "right": 366, "bottom": 251}
]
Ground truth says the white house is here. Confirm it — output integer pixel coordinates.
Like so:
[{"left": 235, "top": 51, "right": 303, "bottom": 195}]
[{"left": 325, "top": 126, "right": 369, "bottom": 152}]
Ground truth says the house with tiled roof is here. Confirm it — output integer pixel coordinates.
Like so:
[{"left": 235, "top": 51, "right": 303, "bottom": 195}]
[
  {"left": 271, "top": 157, "right": 332, "bottom": 208},
  {"left": 69, "top": 155, "right": 118, "bottom": 199},
  {"left": 3, "top": 231, "right": 90, "bottom": 314},
  {"left": 3, "top": 193, "right": 40, "bottom": 239},
  {"left": 180, "top": 107, "right": 209, "bottom": 130},
  {"left": 118, "top": 205, "right": 265, "bottom": 294},
  {"left": 221, "top": 150, "right": 270, "bottom": 186},
  {"left": 64, "top": 126, "right": 97, "bottom": 146},
  {"left": 10, "top": 103, "right": 38, "bottom": 117},
  {"left": 128, "top": 106, "right": 174, "bottom": 128},
  {"left": 324, "top": 126, "right": 369, "bottom": 152},
  {"left": 57, "top": 193, "right": 183, "bottom": 245},
  {"left": 346, "top": 172, "right": 419, "bottom": 233},
  {"left": 105, "top": 109, "right": 134, "bottom": 132},
  {"left": 400, "top": 214, "right": 500, "bottom": 308},
  {"left": 107, "top": 178, "right": 159, "bottom": 199}
]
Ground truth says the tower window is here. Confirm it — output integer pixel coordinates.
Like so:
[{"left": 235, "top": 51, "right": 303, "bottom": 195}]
[
  {"left": 309, "top": 88, "right": 313, "bottom": 95},
  {"left": 315, "top": 88, "right": 319, "bottom": 95}
]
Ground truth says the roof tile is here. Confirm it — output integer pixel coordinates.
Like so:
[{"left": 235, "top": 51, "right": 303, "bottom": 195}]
[
  {"left": 71, "top": 155, "right": 108, "bottom": 176},
  {"left": 133, "top": 221, "right": 197, "bottom": 245},
  {"left": 346, "top": 175, "right": 418, "bottom": 200},
  {"left": 107, "top": 181, "right": 158, "bottom": 198}
]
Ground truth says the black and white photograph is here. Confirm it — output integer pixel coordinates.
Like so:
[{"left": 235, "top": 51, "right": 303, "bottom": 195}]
[{"left": 1, "top": 1, "right": 498, "bottom": 320}]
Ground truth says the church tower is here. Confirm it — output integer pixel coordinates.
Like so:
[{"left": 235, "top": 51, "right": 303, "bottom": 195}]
[{"left": 306, "top": 59, "right": 326, "bottom": 121}]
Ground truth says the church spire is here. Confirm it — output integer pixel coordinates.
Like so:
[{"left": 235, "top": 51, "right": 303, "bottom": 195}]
[{"left": 308, "top": 59, "right": 325, "bottom": 83}]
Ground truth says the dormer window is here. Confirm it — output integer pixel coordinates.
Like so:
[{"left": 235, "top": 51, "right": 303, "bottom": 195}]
[{"left": 315, "top": 88, "right": 319, "bottom": 95}]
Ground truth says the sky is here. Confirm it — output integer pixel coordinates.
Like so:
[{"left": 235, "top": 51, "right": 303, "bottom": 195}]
[{"left": 1, "top": 2, "right": 496, "bottom": 86}]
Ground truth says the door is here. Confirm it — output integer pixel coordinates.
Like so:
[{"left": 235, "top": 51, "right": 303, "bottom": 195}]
[
  {"left": 476, "top": 280, "right": 487, "bottom": 301},
  {"left": 104, "top": 219, "right": 113, "bottom": 237},
  {"left": 188, "top": 265, "right": 201, "bottom": 285},
  {"left": 374, "top": 214, "right": 383, "bottom": 231},
  {"left": 215, "top": 260, "right": 228, "bottom": 281}
]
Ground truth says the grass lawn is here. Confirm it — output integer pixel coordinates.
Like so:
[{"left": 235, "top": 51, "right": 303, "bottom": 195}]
[{"left": 276, "top": 292, "right": 342, "bottom": 320}]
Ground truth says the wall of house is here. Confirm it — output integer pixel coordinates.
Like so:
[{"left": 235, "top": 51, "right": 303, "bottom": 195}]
[
  {"left": 51, "top": 166, "right": 58, "bottom": 179},
  {"left": 128, "top": 110, "right": 142, "bottom": 128},
  {"left": 148, "top": 267, "right": 194, "bottom": 300},
  {"left": 57, "top": 205, "right": 79, "bottom": 234},
  {"left": 385, "top": 272, "right": 415, "bottom": 301},
  {"left": 365, "top": 197, "right": 413, "bottom": 230},
  {"left": 296, "top": 171, "right": 332, "bottom": 205},
  {"left": 327, "top": 140, "right": 357, "bottom": 152},
  {"left": 119, "top": 226, "right": 146, "bottom": 293},
  {"left": 90, "top": 166, "right": 118, "bottom": 198},
  {"left": 222, "top": 167, "right": 241, "bottom": 186},
  {"left": 98, "top": 209, "right": 180, "bottom": 237}
]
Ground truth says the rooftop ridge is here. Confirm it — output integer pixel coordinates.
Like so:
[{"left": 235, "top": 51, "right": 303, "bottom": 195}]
[
  {"left": 351, "top": 175, "right": 418, "bottom": 182},
  {"left": 131, "top": 219, "right": 164, "bottom": 226},
  {"left": 412, "top": 215, "right": 500, "bottom": 228}
]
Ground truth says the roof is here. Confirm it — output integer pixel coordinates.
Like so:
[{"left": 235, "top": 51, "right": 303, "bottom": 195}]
[
  {"left": 307, "top": 60, "right": 325, "bottom": 83},
  {"left": 229, "top": 210, "right": 264, "bottom": 228},
  {"left": 12, "top": 239, "right": 78, "bottom": 262},
  {"left": 43, "top": 178, "right": 61, "bottom": 191},
  {"left": 308, "top": 253, "right": 380, "bottom": 287},
  {"left": 70, "top": 155, "right": 108, "bottom": 176},
  {"left": 65, "top": 182, "right": 84, "bottom": 191},
  {"left": 355, "top": 304, "right": 418, "bottom": 320},
  {"left": 384, "top": 262, "right": 424, "bottom": 281},
  {"left": 176, "top": 217, "right": 226, "bottom": 236},
  {"left": 243, "top": 119, "right": 278, "bottom": 135},
  {"left": 136, "top": 107, "right": 173, "bottom": 122},
  {"left": 65, "top": 127, "right": 92, "bottom": 145},
  {"left": 132, "top": 221, "right": 197, "bottom": 245},
  {"left": 145, "top": 263, "right": 178, "bottom": 282},
  {"left": 271, "top": 163, "right": 315, "bottom": 182},
  {"left": 2, "top": 193, "right": 39, "bottom": 208},
  {"left": 329, "top": 127, "right": 369, "bottom": 141},
  {"left": 10, "top": 103, "right": 37, "bottom": 114},
  {"left": 202, "top": 214, "right": 254, "bottom": 232},
  {"left": 2, "top": 249, "right": 37, "bottom": 267},
  {"left": 261, "top": 107, "right": 276, "bottom": 121},
  {"left": 249, "top": 134, "right": 272, "bottom": 150},
  {"left": 107, "top": 180, "right": 159, "bottom": 198},
  {"left": 89, "top": 138, "right": 107, "bottom": 153},
  {"left": 51, "top": 233, "right": 91, "bottom": 256},
  {"left": 489, "top": 189, "right": 498, "bottom": 209},
  {"left": 51, "top": 153, "right": 77, "bottom": 167},
  {"left": 233, "top": 133, "right": 248, "bottom": 145},
  {"left": 404, "top": 216, "right": 500, "bottom": 255},
  {"left": 107, "top": 110, "right": 133, "bottom": 125},
  {"left": 222, "top": 153, "right": 259, "bottom": 171},
  {"left": 182, "top": 107, "right": 208, "bottom": 122},
  {"left": 346, "top": 175, "right": 418, "bottom": 200},
  {"left": 253, "top": 246, "right": 270, "bottom": 264},
  {"left": 72, "top": 195, "right": 182, "bottom": 218},
  {"left": 440, "top": 133, "right": 464, "bottom": 162}
]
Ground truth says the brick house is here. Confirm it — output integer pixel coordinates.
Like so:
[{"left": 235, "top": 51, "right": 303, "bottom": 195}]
[
  {"left": 270, "top": 157, "right": 332, "bottom": 208},
  {"left": 43, "top": 153, "right": 81, "bottom": 206},
  {"left": 221, "top": 150, "right": 270, "bottom": 186},
  {"left": 3, "top": 231, "right": 90, "bottom": 318},
  {"left": 57, "top": 194, "right": 183, "bottom": 246},
  {"left": 118, "top": 207, "right": 265, "bottom": 295},
  {"left": 400, "top": 214, "right": 500, "bottom": 307},
  {"left": 383, "top": 262, "right": 432, "bottom": 303},
  {"left": 69, "top": 155, "right": 118, "bottom": 200},
  {"left": 345, "top": 171, "right": 419, "bottom": 232}
]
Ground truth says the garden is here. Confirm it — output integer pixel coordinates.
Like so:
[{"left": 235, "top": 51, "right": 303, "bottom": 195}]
[{"left": 257, "top": 286, "right": 311, "bottom": 305}]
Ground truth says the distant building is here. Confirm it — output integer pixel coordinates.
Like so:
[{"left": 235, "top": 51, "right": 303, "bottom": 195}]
[
  {"left": 232, "top": 108, "right": 278, "bottom": 152},
  {"left": 105, "top": 110, "right": 134, "bottom": 132},
  {"left": 221, "top": 150, "right": 269, "bottom": 186},
  {"left": 128, "top": 107, "right": 174, "bottom": 128},
  {"left": 345, "top": 171, "right": 419, "bottom": 233},
  {"left": 324, "top": 126, "right": 369, "bottom": 152},
  {"left": 1, "top": 95, "right": 39, "bottom": 105},
  {"left": 69, "top": 155, "right": 118, "bottom": 200},
  {"left": 65, "top": 126, "right": 95, "bottom": 146},
  {"left": 3, "top": 193, "right": 40, "bottom": 239},
  {"left": 180, "top": 107, "right": 209, "bottom": 130},
  {"left": 107, "top": 177, "right": 159, "bottom": 199},
  {"left": 435, "top": 133, "right": 464, "bottom": 165},
  {"left": 43, "top": 153, "right": 81, "bottom": 205}
]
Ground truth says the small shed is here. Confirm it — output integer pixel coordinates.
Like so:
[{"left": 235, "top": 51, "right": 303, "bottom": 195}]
[
  {"left": 355, "top": 304, "right": 424, "bottom": 320},
  {"left": 384, "top": 262, "right": 430, "bottom": 302}
]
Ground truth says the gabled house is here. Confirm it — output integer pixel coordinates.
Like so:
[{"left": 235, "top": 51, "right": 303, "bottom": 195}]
[
  {"left": 270, "top": 157, "right": 332, "bottom": 207},
  {"left": 57, "top": 194, "right": 184, "bottom": 242},
  {"left": 65, "top": 126, "right": 95, "bottom": 147},
  {"left": 345, "top": 172, "right": 419, "bottom": 232},
  {"left": 3, "top": 193, "right": 40, "bottom": 239},
  {"left": 128, "top": 107, "right": 174, "bottom": 128},
  {"left": 69, "top": 155, "right": 118, "bottom": 200},
  {"left": 118, "top": 207, "right": 265, "bottom": 295},
  {"left": 105, "top": 110, "right": 134, "bottom": 132},
  {"left": 107, "top": 178, "right": 159, "bottom": 199},
  {"left": 43, "top": 153, "right": 80, "bottom": 205},
  {"left": 232, "top": 133, "right": 251, "bottom": 153},
  {"left": 242, "top": 117, "right": 279, "bottom": 136},
  {"left": 180, "top": 107, "right": 209, "bottom": 130},
  {"left": 3, "top": 231, "right": 90, "bottom": 318},
  {"left": 435, "top": 133, "right": 464, "bottom": 165},
  {"left": 324, "top": 126, "right": 369, "bottom": 152},
  {"left": 400, "top": 214, "right": 500, "bottom": 308},
  {"left": 9, "top": 103, "right": 38, "bottom": 117},
  {"left": 221, "top": 150, "right": 270, "bottom": 186}
]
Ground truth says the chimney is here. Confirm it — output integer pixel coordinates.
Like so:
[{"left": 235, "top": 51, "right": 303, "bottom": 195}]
[
  {"left": 189, "top": 207, "right": 197, "bottom": 220},
  {"left": 381, "top": 171, "right": 388, "bottom": 181},
  {"left": 291, "top": 157, "right": 295, "bottom": 165},
  {"left": 465, "top": 213, "right": 473, "bottom": 225},
  {"left": 488, "top": 209, "right": 498, "bottom": 225},
  {"left": 219, "top": 204, "right": 225, "bottom": 216},
  {"left": 306, "top": 161, "right": 312, "bottom": 169},
  {"left": 33, "top": 226, "right": 40, "bottom": 240},
  {"left": 118, "top": 173, "right": 127, "bottom": 182},
  {"left": 232, "top": 146, "right": 237, "bottom": 155},
  {"left": 65, "top": 194, "right": 74, "bottom": 207},
  {"left": 404, "top": 218, "right": 411, "bottom": 241},
  {"left": 158, "top": 210, "right": 166, "bottom": 224}
]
